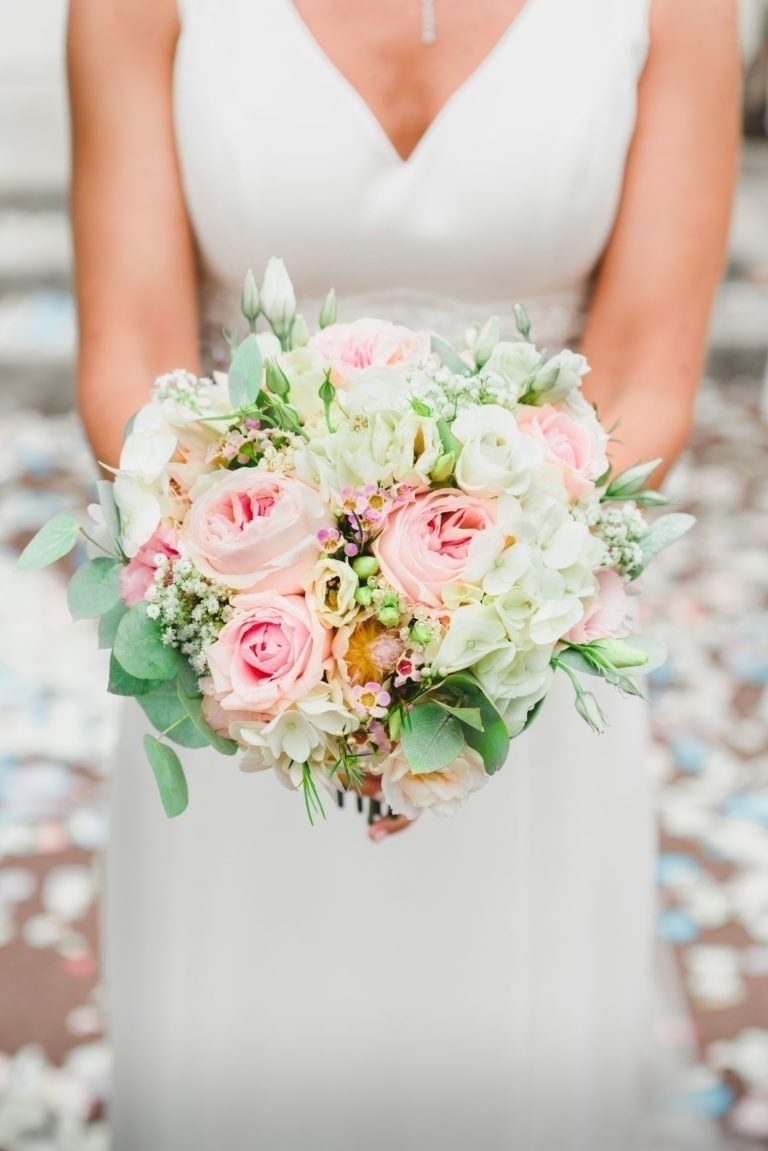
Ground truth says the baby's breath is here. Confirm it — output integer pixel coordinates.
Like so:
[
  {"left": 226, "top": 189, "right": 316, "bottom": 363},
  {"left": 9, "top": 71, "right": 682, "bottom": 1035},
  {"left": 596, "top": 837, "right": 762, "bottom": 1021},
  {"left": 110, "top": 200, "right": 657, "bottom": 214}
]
[
  {"left": 152, "top": 369, "right": 214, "bottom": 413},
  {"left": 146, "top": 556, "right": 232, "bottom": 674},
  {"left": 574, "top": 501, "right": 647, "bottom": 578}
]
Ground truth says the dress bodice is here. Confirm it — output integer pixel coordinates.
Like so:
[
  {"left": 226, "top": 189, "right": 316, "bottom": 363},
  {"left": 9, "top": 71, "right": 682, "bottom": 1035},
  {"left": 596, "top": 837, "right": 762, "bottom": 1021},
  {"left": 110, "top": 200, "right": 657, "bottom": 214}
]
[{"left": 173, "top": 0, "right": 652, "bottom": 358}]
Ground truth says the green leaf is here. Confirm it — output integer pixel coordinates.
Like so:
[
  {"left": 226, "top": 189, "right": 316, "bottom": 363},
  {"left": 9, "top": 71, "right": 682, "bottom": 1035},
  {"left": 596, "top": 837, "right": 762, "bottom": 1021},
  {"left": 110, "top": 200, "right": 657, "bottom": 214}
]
[
  {"left": 17, "top": 513, "right": 80, "bottom": 571},
  {"left": 176, "top": 656, "right": 203, "bottom": 699},
  {"left": 430, "top": 333, "right": 472, "bottom": 377},
  {"left": 96, "top": 479, "right": 122, "bottom": 548},
  {"left": 628, "top": 513, "right": 695, "bottom": 579},
  {"left": 113, "top": 603, "right": 178, "bottom": 680},
  {"left": 401, "top": 702, "right": 465, "bottom": 775},
  {"left": 143, "top": 735, "right": 189, "bottom": 818},
  {"left": 555, "top": 647, "right": 604, "bottom": 678},
  {"left": 177, "top": 682, "right": 238, "bottom": 756},
  {"left": 435, "top": 417, "right": 462, "bottom": 456},
  {"left": 433, "top": 702, "right": 484, "bottom": 731},
  {"left": 604, "top": 459, "right": 662, "bottom": 499},
  {"left": 138, "top": 680, "right": 209, "bottom": 748},
  {"left": 520, "top": 694, "right": 546, "bottom": 733},
  {"left": 228, "top": 334, "right": 264, "bottom": 409},
  {"left": 67, "top": 557, "right": 123, "bottom": 620},
  {"left": 108, "top": 653, "right": 164, "bottom": 698},
  {"left": 434, "top": 673, "right": 510, "bottom": 774},
  {"left": 98, "top": 600, "right": 128, "bottom": 648}
]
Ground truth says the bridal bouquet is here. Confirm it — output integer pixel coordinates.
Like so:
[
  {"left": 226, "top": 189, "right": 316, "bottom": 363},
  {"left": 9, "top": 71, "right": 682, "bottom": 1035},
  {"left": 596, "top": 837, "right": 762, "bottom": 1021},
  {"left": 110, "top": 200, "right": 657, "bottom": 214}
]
[{"left": 19, "top": 260, "right": 692, "bottom": 823}]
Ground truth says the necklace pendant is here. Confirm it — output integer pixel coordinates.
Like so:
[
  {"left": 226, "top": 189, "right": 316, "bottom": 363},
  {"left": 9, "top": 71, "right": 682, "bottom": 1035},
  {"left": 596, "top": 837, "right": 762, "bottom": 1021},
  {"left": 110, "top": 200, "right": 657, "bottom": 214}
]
[{"left": 420, "top": 0, "right": 437, "bottom": 45}]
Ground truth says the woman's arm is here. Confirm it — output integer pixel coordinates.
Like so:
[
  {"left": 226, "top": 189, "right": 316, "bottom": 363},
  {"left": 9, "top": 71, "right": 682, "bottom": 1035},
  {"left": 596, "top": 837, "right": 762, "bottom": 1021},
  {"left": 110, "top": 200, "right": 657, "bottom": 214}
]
[
  {"left": 580, "top": 0, "right": 741, "bottom": 483},
  {"left": 68, "top": 0, "right": 199, "bottom": 471}
]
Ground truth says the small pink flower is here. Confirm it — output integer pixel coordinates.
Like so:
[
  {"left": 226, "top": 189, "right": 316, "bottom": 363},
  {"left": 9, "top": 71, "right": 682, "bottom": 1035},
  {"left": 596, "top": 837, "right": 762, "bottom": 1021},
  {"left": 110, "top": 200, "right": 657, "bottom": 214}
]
[
  {"left": 394, "top": 656, "right": 423, "bottom": 688},
  {"left": 119, "top": 526, "right": 180, "bottom": 607},
  {"left": 351, "top": 681, "right": 391, "bottom": 718}
]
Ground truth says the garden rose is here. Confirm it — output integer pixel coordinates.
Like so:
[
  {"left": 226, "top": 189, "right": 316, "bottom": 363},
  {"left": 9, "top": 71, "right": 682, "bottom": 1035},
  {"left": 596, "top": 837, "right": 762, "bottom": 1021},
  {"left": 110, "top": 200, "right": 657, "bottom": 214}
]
[
  {"left": 565, "top": 568, "right": 629, "bottom": 645},
  {"left": 183, "top": 470, "right": 333, "bottom": 594},
  {"left": 517, "top": 403, "right": 607, "bottom": 499},
  {"left": 205, "top": 592, "right": 331, "bottom": 714},
  {"left": 308, "top": 319, "right": 429, "bottom": 384},
  {"left": 380, "top": 745, "right": 487, "bottom": 819},
  {"left": 119, "top": 526, "right": 180, "bottom": 606},
  {"left": 373, "top": 489, "right": 497, "bottom": 609},
  {"left": 453, "top": 404, "right": 542, "bottom": 498}
]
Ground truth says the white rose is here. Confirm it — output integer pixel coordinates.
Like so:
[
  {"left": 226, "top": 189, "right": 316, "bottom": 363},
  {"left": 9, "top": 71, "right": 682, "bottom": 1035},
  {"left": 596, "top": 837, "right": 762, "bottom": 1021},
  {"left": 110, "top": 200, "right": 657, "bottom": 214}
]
[
  {"left": 306, "top": 557, "right": 361, "bottom": 629},
  {"left": 453, "top": 404, "right": 542, "bottom": 498},
  {"left": 380, "top": 744, "right": 487, "bottom": 818},
  {"left": 482, "top": 340, "right": 543, "bottom": 400},
  {"left": 433, "top": 603, "right": 508, "bottom": 676}
]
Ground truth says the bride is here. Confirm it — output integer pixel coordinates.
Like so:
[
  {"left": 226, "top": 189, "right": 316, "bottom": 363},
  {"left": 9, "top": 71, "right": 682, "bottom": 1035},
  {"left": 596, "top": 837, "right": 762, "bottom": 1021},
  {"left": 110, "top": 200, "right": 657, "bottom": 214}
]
[{"left": 67, "top": 0, "right": 739, "bottom": 1147}]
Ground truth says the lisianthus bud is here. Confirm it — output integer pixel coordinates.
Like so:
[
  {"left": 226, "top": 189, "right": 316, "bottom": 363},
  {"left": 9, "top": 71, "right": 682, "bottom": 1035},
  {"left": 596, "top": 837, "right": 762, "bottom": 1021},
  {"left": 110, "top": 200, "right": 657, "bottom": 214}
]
[
  {"left": 265, "top": 358, "right": 290, "bottom": 398},
  {"left": 589, "top": 638, "right": 649, "bottom": 669},
  {"left": 474, "top": 315, "right": 500, "bottom": 368},
  {"left": 352, "top": 555, "right": 379, "bottom": 579},
  {"left": 260, "top": 258, "right": 297, "bottom": 339},
  {"left": 389, "top": 710, "right": 403, "bottom": 739},
  {"left": 513, "top": 303, "right": 531, "bottom": 340},
  {"left": 430, "top": 452, "right": 456, "bottom": 483},
  {"left": 354, "top": 586, "right": 373, "bottom": 606},
  {"left": 410, "top": 621, "right": 432, "bottom": 646},
  {"left": 240, "top": 269, "right": 259, "bottom": 329},
  {"left": 574, "top": 691, "right": 607, "bottom": 734},
  {"left": 289, "top": 313, "right": 310, "bottom": 349},
  {"left": 318, "top": 288, "right": 337, "bottom": 329}
]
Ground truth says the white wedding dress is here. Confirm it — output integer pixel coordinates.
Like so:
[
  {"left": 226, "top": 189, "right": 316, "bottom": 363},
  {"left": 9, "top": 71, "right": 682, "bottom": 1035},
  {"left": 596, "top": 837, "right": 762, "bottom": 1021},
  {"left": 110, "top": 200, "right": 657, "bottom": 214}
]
[{"left": 104, "top": 1, "right": 666, "bottom": 1148}]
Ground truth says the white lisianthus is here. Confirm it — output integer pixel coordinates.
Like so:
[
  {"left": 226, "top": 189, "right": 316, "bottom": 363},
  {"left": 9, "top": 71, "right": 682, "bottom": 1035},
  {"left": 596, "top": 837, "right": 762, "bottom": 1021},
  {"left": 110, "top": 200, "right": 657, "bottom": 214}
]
[
  {"left": 306, "top": 557, "right": 360, "bottom": 629},
  {"left": 380, "top": 744, "right": 487, "bottom": 819},
  {"left": 113, "top": 474, "right": 163, "bottom": 557},
  {"left": 453, "top": 404, "right": 543, "bottom": 498},
  {"left": 260, "top": 257, "right": 297, "bottom": 338},
  {"left": 235, "top": 685, "right": 358, "bottom": 780},
  {"left": 119, "top": 404, "right": 177, "bottom": 483},
  {"left": 433, "top": 603, "right": 508, "bottom": 676},
  {"left": 474, "top": 645, "right": 554, "bottom": 737},
  {"left": 537, "top": 349, "right": 590, "bottom": 403},
  {"left": 481, "top": 340, "right": 543, "bottom": 401}
]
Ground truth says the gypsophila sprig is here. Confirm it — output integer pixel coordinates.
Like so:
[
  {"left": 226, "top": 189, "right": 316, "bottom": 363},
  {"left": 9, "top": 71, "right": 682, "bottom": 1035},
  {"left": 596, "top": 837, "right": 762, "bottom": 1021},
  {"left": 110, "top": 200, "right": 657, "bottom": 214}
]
[
  {"left": 153, "top": 369, "right": 215, "bottom": 413},
  {"left": 146, "top": 557, "right": 233, "bottom": 674}
]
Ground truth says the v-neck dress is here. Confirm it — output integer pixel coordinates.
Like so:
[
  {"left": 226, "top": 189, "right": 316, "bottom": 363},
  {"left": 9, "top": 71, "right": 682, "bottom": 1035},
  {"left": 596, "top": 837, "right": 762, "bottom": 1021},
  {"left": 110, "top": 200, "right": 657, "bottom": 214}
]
[{"left": 103, "top": 2, "right": 668, "bottom": 1149}]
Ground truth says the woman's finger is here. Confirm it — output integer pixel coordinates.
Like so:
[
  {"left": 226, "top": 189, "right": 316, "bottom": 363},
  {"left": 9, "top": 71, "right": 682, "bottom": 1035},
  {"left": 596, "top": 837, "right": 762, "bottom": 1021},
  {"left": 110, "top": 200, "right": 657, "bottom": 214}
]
[{"left": 368, "top": 813, "right": 411, "bottom": 842}]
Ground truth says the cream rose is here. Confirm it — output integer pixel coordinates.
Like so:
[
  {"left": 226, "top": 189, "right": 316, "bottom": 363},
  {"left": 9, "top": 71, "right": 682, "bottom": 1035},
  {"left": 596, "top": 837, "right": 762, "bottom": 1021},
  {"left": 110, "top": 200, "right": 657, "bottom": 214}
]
[
  {"left": 380, "top": 745, "right": 487, "bottom": 819},
  {"left": 306, "top": 557, "right": 361, "bottom": 629},
  {"left": 205, "top": 592, "right": 331, "bottom": 714},
  {"left": 183, "top": 469, "right": 333, "bottom": 594},
  {"left": 453, "top": 404, "right": 543, "bottom": 498}
]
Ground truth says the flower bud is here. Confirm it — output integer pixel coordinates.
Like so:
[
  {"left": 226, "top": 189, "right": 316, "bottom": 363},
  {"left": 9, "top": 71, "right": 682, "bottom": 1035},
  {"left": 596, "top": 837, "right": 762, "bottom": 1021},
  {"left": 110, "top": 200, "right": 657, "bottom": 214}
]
[
  {"left": 377, "top": 605, "right": 400, "bottom": 628},
  {"left": 410, "top": 621, "right": 432, "bottom": 646},
  {"left": 574, "top": 691, "right": 607, "bottom": 734},
  {"left": 429, "top": 452, "right": 456, "bottom": 483},
  {"left": 289, "top": 313, "right": 310, "bottom": 349},
  {"left": 352, "top": 555, "right": 379, "bottom": 579},
  {"left": 473, "top": 315, "right": 500, "bottom": 367},
  {"left": 240, "top": 269, "right": 260, "bottom": 329},
  {"left": 260, "top": 258, "right": 297, "bottom": 339},
  {"left": 513, "top": 303, "right": 531, "bottom": 340},
  {"left": 388, "top": 709, "right": 403, "bottom": 740},
  {"left": 264, "top": 357, "right": 290, "bottom": 398},
  {"left": 354, "top": 586, "right": 373, "bottom": 607},
  {"left": 589, "top": 638, "right": 649, "bottom": 670},
  {"left": 318, "top": 287, "right": 337, "bottom": 329}
]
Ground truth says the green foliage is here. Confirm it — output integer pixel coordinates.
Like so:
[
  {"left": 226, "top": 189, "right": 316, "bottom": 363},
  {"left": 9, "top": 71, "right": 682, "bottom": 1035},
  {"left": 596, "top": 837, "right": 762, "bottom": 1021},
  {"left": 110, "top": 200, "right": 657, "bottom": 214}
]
[
  {"left": 143, "top": 735, "right": 189, "bottom": 818},
  {"left": 401, "top": 702, "right": 465, "bottom": 776},
  {"left": 437, "top": 673, "right": 510, "bottom": 775},
  {"left": 430, "top": 333, "right": 472, "bottom": 377},
  {"left": 112, "top": 603, "right": 178, "bottom": 680},
  {"left": 627, "top": 514, "right": 695, "bottom": 579},
  {"left": 67, "top": 558, "right": 124, "bottom": 620},
  {"left": 17, "top": 514, "right": 80, "bottom": 571},
  {"left": 98, "top": 600, "right": 127, "bottom": 648},
  {"left": 177, "top": 683, "right": 238, "bottom": 755},
  {"left": 108, "top": 653, "right": 163, "bottom": 698},
  {"left": 138, "top": 680, "right": 209, "bottom": 748},
  {"left": 228, "top": 333, "right": 264, "bottom": 408}
]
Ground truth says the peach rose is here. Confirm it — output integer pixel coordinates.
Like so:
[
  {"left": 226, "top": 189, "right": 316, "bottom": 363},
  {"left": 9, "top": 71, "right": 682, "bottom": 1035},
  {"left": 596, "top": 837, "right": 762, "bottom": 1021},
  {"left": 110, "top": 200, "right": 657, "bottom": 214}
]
[
  {"left": 517, "top": 403, "right": 607, "bottom": 499},
  {"left": 205, "top": 592, "right": 331, "bottom": 714},
  {"left": 307, "top": 319, "right": 429, "bottom": 385},
  {"left": 119, "top": 526, "right": 180, "bottom": 607},
  {"left": 373, "top": 489, "right": 496, "bottom": 609},
  {"left": 380, "top": 744, "right": 487, "bottom": 819},
  {"left": 566, "top": 569, "right": 629, "bottom": 645},
  {"left": 183, "top": 470, "right": 333, "bottom": 594}
]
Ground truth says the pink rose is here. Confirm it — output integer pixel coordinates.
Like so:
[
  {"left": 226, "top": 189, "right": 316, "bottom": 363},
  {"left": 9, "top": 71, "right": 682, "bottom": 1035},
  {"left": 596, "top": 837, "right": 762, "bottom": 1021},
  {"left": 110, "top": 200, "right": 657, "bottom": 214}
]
[
  {"left": 517, "top": 403, "right": 607, "bottom": 499},
  {"left": 119, "top": 526, "right": 180, "bottom": 607},
  {"left": 566, "top": 569, "right": 629, "bottom": 645},
  {"left": 183, "top": 470, "right": 333, "bottom": 594},
  {"left": 373, "top": 489, "right": 496, "bottom": 609},
  {"left": 308, "top": 319, "right": 429, "bottom": 384},
  {"left": 205, "top": 592, "right": 331, "bottom": 714}
]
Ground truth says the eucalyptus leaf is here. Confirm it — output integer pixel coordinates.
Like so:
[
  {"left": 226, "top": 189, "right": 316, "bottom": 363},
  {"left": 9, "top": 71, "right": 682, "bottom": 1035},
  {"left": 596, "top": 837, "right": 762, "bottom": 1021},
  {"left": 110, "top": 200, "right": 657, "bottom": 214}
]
[
  {"left": 430, "top": 333, "right": 472, "bottom": 377},
  {"left": 401, "top": 702, "right": 465, "bottom": 775},
  {"left": 113, "top": 603, "right": 178, "bottom": 680},
  {"left": 108, "top": 653, "right": 164, "bottom": 698},
  {"left": 435, "top": 673, "right": 510, "bottom": 774},
  {"left": 98, "top": 600, "right": 127, "bottom": 648},
  {"left": 628, "top": 514, "right": 695, "bottom": 579},
  {"left": 143, "top": 735, "right": 189, "bottom": 818},
  {"left": 433, "top": 702, "right": 484, "bottom": 731},
  {"left": 177, "top": 656, "right": 203, "bottom": 699},
  {"left": 17, "top": 513, "right": 80, "bottom": 571},
  {"left": 138, "top": 680, "right": 209, "bottom": 748},
  {"left": 67, "top": 557, "right": 123, "bottom": 620},
  {"left": 177, "top": 683, "right": 238, "bottom": 756},
  {"left": 228, "top": 333, "right": 264, "bottom": 409}
]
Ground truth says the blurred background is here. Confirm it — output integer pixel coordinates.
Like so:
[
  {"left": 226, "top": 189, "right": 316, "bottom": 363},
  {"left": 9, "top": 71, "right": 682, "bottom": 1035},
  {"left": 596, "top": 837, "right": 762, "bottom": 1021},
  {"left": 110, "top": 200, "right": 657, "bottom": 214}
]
[{"left": 0, "top": 2, "right": 766, "bottom": 1148}]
